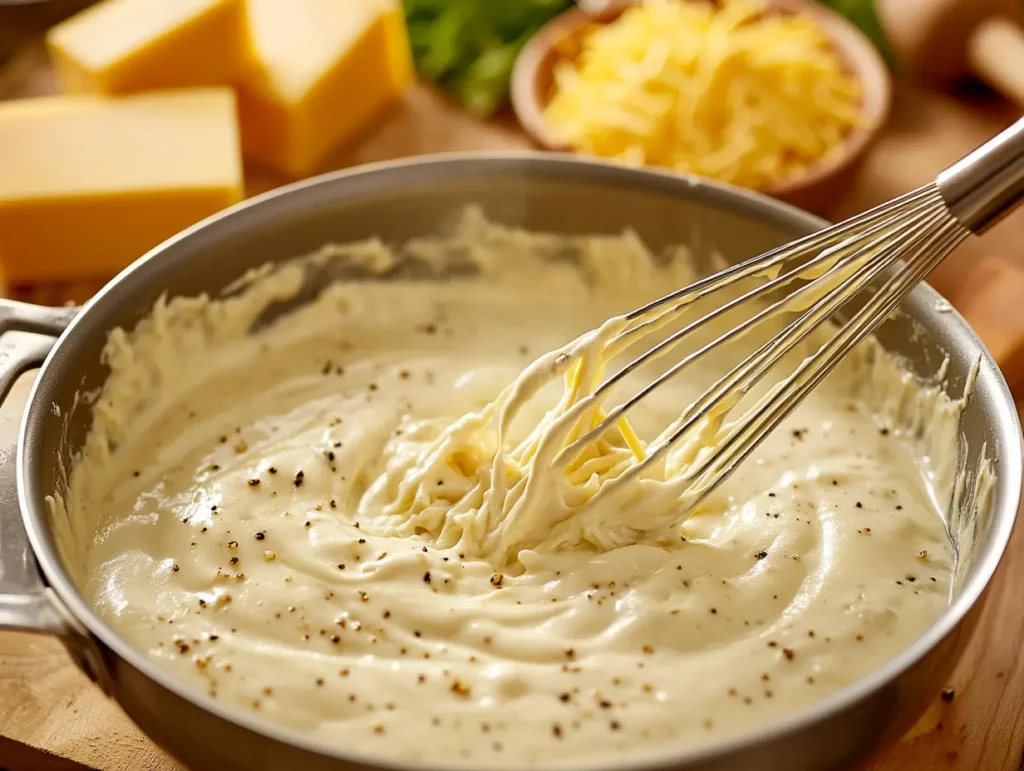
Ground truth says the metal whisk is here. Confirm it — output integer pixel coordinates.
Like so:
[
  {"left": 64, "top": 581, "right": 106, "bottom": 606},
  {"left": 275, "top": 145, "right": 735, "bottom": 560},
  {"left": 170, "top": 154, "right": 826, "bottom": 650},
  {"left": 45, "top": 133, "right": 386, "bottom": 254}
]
[{"left": 555, "top": 117, "right": 1024, "bottom": 508}]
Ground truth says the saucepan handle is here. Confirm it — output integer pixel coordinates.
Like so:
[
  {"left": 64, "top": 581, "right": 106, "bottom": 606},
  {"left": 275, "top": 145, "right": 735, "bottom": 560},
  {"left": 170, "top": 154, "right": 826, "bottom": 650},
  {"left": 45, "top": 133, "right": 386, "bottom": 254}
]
[
  {"left": 0, "top": 300, "right": 106, "bottom": 683},
  {"left": 0, "top": 329, "right": 70, "bottom": 635}
]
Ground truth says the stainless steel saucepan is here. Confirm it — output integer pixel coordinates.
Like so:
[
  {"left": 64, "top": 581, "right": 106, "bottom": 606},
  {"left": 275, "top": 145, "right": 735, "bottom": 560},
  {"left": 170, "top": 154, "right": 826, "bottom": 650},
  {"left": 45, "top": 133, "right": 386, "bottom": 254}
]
[{"left": 0, "top": 155, "right": 1019, "bottom": 771}]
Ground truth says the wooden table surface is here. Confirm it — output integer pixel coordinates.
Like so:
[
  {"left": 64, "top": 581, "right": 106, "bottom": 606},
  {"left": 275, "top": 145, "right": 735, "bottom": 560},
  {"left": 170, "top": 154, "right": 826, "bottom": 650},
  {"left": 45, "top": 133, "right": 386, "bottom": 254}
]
[{"left": 2, "top": 19, "right": 1024, "bottom": 771}]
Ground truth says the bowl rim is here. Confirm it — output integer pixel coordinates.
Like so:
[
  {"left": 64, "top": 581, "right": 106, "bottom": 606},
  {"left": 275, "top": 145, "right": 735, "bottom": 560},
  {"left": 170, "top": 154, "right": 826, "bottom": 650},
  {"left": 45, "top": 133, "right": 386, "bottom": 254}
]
[
  {"left": 19, "top": 152, "right": 1021, "bottom": 771},
  {"left": 510, "top": 0, "right": 893, "bottom": 201}
]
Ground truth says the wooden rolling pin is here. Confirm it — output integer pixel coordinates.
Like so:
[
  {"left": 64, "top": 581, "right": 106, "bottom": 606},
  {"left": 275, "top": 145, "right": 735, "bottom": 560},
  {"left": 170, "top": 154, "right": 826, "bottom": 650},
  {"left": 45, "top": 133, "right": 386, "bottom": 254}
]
[{"left": 877, "top": 0, "right": 1024, "bottom": 103}]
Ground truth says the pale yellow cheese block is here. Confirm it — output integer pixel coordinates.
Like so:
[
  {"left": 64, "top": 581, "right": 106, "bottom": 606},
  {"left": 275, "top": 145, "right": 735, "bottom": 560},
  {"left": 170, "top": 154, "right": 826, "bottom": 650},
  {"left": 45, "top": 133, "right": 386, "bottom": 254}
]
[
  {"left": 46, "top": 0, "right": 249, "bottom": 95},
  {"left": 0, "top": 89, "right": 243, "bottom": 284},
  {"left": 237, "top": 0, "right": 414, "bottom": 177}
]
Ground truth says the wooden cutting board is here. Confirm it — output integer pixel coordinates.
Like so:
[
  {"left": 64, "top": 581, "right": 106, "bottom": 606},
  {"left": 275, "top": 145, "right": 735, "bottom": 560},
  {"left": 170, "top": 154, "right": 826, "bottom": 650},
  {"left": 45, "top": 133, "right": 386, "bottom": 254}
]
[{"left": 2, "top": 34, "right": 1024, "bottom": 771}]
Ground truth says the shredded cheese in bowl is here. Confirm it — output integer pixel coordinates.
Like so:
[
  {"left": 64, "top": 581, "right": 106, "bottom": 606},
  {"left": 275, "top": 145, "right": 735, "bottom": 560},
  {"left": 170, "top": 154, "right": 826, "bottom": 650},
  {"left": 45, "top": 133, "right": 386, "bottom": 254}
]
[{"left": 543, "top": 0, "right": 864, "bottom": 190}]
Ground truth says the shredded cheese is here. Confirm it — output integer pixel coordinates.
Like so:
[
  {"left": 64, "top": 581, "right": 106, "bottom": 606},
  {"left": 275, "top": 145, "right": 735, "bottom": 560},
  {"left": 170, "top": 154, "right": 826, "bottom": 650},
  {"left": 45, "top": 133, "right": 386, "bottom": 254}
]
[
  {"left": 565, "top": 359, "right": 646, "bottom": 461},
  {"left": 543, "top": 0, "right": 863, "bottom": 190}
]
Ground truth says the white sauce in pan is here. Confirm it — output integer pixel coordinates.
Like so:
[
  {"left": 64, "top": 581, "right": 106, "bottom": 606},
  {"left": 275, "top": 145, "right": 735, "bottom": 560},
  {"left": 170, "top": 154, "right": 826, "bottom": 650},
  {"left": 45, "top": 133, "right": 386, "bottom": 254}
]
[{"left": 51, "top": 211, "right": 959, "bottom": 767}]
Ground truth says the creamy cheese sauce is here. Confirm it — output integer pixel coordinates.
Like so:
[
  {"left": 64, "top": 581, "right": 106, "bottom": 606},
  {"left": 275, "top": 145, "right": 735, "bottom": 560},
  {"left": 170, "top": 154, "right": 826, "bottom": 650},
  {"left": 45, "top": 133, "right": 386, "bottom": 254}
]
[{"left": 53, "top": 211, "right": 957, "bottom": 768}]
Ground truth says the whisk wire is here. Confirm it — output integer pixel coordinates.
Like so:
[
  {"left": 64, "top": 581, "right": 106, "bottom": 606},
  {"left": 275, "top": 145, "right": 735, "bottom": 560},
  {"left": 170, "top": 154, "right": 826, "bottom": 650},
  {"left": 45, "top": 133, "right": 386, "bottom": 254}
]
[
  {"left": 618, "top": 185, "right": 940, "bottom": 332},
  {"left": 556, "top": 186, "right": 951, "bottom": 468},
  {"left": 685, "top": 219, "right": 970, "bottom": 500},
  {"left": 592, "top": 212, "right": 967, "bottom": 504},
  {"left": 556, "top": 182, "right": 977, "bottom": 512},
  {"left": 650, "top": 207, "right": 951, "bottom": 447},
  {"left": 595, "top": 195, "right": 941, "bottom": 401},
  {"left": 591, "top": 202, "right": 958, "bottom": 492}
]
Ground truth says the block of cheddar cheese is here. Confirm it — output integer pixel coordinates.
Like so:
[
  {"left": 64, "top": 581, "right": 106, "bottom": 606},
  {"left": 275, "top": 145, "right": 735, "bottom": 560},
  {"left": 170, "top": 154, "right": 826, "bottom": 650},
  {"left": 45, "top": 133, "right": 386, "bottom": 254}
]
[
  {"left": 46, "top": 0, "right": 248, "bottom": 95},
  {"left": 0, "top": 89, "right": 243, "bottom": 283},
  {"left": 237, "top": 0, "right": 413, "bottom": 178}
]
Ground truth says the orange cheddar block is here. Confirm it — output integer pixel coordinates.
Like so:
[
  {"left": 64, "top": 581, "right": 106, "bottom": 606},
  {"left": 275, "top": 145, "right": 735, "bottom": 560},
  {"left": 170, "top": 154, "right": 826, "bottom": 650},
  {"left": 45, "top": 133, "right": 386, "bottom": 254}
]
[
  {"left": 237, "top": 0, "right": 413, "bottom": 178},
  {"left": 0, "top": 89, "right": 243, "bottom": 283},
  {"left": 46, "top": 0, "right": 248, "bottom": 95}
]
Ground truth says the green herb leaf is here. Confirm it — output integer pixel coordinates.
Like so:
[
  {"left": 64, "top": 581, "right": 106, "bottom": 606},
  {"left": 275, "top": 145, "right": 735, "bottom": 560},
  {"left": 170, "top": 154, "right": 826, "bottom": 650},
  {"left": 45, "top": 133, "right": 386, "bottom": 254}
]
[{"left": 404, "top": 0, "right": 573, "bottom": 116}]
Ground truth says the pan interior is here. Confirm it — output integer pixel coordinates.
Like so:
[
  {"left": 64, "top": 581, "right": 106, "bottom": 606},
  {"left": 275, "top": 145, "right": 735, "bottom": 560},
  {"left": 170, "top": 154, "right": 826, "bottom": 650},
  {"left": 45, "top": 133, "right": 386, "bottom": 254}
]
[{"left": 20, "top": 157, "right": 1015, "bottom": 768}]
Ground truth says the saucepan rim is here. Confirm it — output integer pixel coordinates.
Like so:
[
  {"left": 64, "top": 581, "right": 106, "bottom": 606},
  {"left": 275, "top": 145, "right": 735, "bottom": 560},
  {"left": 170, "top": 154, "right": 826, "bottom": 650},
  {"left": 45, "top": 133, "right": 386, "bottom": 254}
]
[{"left": 16, "top": 152, "right": 1023, "bottom": 770}]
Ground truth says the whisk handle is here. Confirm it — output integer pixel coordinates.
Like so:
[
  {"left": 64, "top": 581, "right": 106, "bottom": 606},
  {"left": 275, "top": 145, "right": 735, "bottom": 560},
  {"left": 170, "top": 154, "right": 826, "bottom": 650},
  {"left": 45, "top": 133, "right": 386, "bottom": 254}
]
[{"left": 937, "top": 116, "right": 1024, "bottom": 234}]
